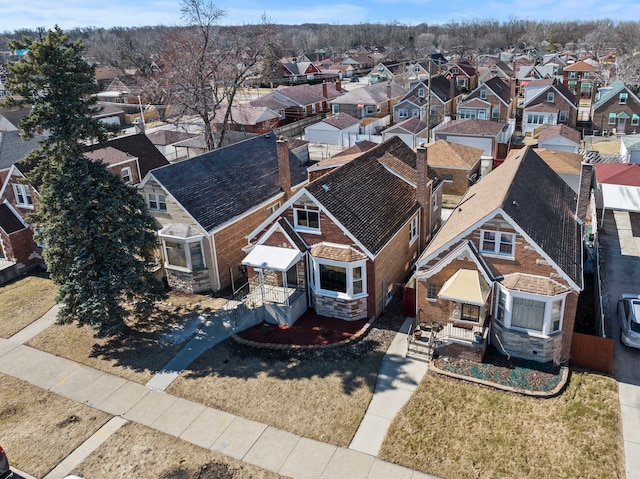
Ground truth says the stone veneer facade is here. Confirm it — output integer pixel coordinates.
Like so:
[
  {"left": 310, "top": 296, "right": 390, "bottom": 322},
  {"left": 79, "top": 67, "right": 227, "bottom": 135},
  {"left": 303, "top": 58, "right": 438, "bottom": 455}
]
[
  {"left": 312, "top": 292, "right": 368, "bottom": 321},
  {"left": 492, "top": 320, "right": 564, "bottom": 363}
]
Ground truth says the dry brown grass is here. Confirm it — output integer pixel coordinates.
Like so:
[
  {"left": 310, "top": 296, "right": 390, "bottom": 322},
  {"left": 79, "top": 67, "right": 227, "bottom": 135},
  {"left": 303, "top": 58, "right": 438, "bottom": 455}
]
[
  {"left": 0, "top": 373, "right": 111, "bottom": 478},
  {"left": 72, "top": 422, "right": 287, "bottom": 479},
  {"left": 0, "top": 273, "right": 58, "bottom": 338},
  {"left": 167, "top": 341, "right": 382, "bottom": 447},
  {"left": 27, "top": 292, "right": 227, "bottom": 384},
  {"left": 379, "top": 370, "right": 624, "bottom": 479},
  {"left": 590, "top": 138, "right": 622, "bottom": 155}
]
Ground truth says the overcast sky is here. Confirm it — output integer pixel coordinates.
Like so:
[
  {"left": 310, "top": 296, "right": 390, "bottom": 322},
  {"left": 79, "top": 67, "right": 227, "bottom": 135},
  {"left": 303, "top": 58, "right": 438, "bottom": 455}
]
[{"left": 1, "top": 0, "right": 639, "bottom": 32}]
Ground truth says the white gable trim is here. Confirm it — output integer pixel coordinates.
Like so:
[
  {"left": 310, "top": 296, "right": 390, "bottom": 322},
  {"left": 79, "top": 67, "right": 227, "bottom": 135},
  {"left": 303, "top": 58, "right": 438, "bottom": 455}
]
[
  {"left": 416, "top": 207, "right": 581, "bottom": 291},
  {"left": 525, "top": 86, "right": 577, "bottom": 110},
  {"left": 254, "top": 217, "right": 309, "bottom": 251},
  {"left": 415, "top": 240, "right": 494, "bottom": 284}
]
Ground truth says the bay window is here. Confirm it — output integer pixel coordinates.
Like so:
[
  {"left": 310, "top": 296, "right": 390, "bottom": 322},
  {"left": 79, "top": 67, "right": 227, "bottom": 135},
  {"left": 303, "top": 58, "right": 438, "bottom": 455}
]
[
  {"left": 495, "top": 286, "right": 566, "bottom": 336},
  {"left": 311, "top": 257, "right": 367, "bottom": 298},
  {"left": 160, "top": 226, "right": 206, "bottom": 273}
]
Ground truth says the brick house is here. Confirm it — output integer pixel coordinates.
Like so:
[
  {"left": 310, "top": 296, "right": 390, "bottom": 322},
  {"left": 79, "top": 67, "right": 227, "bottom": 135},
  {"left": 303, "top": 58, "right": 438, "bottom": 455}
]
[
  {"left": 425, "top": 139, "right": 483, "bottom": 196},
  {"left": 250, "top": 82, "right": 344, "bottom": 125},
  {"left": 243, "top": 136, "right": 443, "bottom": 324},
  {"left": 138, "top": 134, "right": 311, "bottom": 293},
  {"left": 393, "top": 76, "right": 462, "bottom": 128},
  {"left": 457, "top": 77, "right": 515, "bottom": 122},
  {"left": 412, "top": 146, "right": 585, "bottom": 363},
  {"left": 521, "top": 79, "right": 578, "bottom": 137},
  {"left": 0, "top": 162, "right": 43, "bottom": 282},
  {"left": 329, "top": 81, "right": 407, "bottom": 121},
  {"left": 443, "top": 60, "right": 478, "bottom": 92},
  {"left": 84, "top": 133, "right": 170, "bottom": 186},
  {"left": 591, "top": 79, "right": 640, "bottom": 135}
]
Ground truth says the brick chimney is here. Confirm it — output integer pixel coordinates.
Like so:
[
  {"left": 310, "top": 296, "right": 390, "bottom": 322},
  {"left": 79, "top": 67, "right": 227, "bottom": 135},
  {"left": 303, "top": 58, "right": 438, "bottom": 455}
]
[
  {"left": 416, "top": 144, "right": 432, "bottom": 249},
  {"left": 335, "top": 79, "right": 341, "bottom": 92},
  {"left": 450, "top": 78, "right": 456, "bottom": 118},
  {"left": 322, "top": 81, "right": 328, "bottom": 98},
  {"left": 387, "top": 80, "right": 392, "bottom": 99},
  {"left": 276, "top": 136, "right": 292, "bottom": 200}
]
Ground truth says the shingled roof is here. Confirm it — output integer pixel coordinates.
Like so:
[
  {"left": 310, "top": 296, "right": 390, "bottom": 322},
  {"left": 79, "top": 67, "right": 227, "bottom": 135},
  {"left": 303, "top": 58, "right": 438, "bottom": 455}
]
[
  {"left": 150, "top": 134, "right": 309, "bottom": 233},
  {"left": 422, "top": 147, "right": 581, "bottom": 287},
  {"left": 87, "top": 133, "right": 170, "bottom": 179},
  {"left": 306, "top": 136, "right": 434, "bottom": 255},
  {"left": 0, "top": 202, "right": 26, "bottom": 234}
]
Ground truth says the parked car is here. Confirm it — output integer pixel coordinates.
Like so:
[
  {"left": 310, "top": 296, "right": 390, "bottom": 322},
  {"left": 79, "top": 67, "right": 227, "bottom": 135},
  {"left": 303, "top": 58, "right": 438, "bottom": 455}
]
[
  {"left": 349, "top": 76, "right": 360, "bottom": 82},
  {"left": 0, "top": 445, "right": 12, "bottom": 479},
  {"left": 618, "top": 293, "right": 640, "bottom": 348}
]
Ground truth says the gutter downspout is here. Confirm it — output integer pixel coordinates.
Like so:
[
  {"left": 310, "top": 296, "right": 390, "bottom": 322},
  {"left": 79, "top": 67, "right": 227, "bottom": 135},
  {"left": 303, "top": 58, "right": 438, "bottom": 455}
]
[{"left": 209, "top": 232, "right": 221, "bottom": 292}]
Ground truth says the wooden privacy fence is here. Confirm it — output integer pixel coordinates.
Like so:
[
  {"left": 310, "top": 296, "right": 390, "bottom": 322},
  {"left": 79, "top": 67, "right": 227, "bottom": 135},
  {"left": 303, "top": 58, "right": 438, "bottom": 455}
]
[{"left": 570, "top": 332, "right": 614, "bottom": 373}]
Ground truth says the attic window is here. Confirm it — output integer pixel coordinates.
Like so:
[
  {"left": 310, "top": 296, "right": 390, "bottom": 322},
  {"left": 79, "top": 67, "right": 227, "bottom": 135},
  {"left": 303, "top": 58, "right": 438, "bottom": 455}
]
[
  {"left": 294, "top": 207, "right": 320, "bottom": 232},
  {"left": 148, "top": 192, "right": 167, "bottom": 211},
  {"left": 620, "top": 92, "right": 628, "bottom": 104},
  {"left": 547, "top": 92, "right": 555, "bottom": 102},
  {"left": 480, "top": 230, "right": 515, "bottom": 257},
  {"left": 480, "top": 90, "right": 487, "bottom": 100},
  {"left": 12, "top": 183, "right": 33, "bottom": 209},
  {"left": 451, "top": 67, "right": 459, "bottom": 74},
  {"left": 418, "top": 88, "right": 425, "bottom": 98}
]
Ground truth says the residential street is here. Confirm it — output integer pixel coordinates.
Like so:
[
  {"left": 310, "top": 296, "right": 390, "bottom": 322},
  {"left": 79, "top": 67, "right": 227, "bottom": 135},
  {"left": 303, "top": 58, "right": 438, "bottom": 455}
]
[{"left": 599, "top": 209, "right": 640, "bottom": 479}]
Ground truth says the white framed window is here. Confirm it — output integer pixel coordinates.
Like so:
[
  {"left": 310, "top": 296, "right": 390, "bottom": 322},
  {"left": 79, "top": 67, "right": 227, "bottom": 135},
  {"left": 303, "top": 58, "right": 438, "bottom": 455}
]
[
  {"left": 148, "top": 192, "right": 167, "bottom": 211},
  {"left": 409, "top": 217, "right": 418, "bottom": 245},
  {"left": 442, "top": 173, "right": 453, "bottom": 182},
  {"left": 547, "top": 92, "right": 555, "bottom": 102},
  {"left": 427, "top": 283, "right": 437, "bottom": 300},
  {"left": 620, "top": 92, "right": 628, "bottom": 104},
  {"left": 161, "top": 236, "right": 205, "bottom": 272},
  {"left": 633, "top": 114, "right": 640, "bottom": 126},
  {"left": 480, "top": 230, "right": 515, "bottom": 257},
  {"left": 496, "top": 286, "right": 566, "bottom": 336},
  {"left": 332, "top": 104, "right": 340, "bottom": 114},
  {"left": 398, "top": 108, "right": 408, "bottom": 119},
  {"left": 294, "top": 207, "right": 320, "bottom": 232},
  {"left": 430, "top": 105, "right": 436, "bottom": 115},
  {"left": 12, "top": 184, "right": 33, "bottom": 208},
  {"left": 492, "top": 108, "right": 499, "bottom": 119},
  {"left": 366, "top": 106, "right": 374, "bottom": 117},
  {"left": 461, "top": 303, "right": 481, "bottom": 322},
  {"left": 412, "top": 109, "right": 420, "bottom": 117},
  {"left": 418, "top": 88, "right": 425, "bottom": 98},
  {"left": 120, "top": 167, "right": 132, "bottom": 184},
  {"left": 559, "top": 110, "right": 567, "bottom": 122},
  {"left": 609, "top": 113, "right": 617, "bottom": 125},
  {"left": 311, "top": 257, "right": 367, "bottom": 299},
  {"left": 480, "top": 90, "right": 487, "bottom": 100},
  {"left": 266, "top": 202, "right": 281, "bottom": 216}
]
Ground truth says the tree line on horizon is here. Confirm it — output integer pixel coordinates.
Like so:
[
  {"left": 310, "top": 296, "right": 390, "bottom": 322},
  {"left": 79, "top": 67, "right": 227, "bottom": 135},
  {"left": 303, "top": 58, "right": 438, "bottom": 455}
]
[{"left": 2, "top": 18, "right": 640, "bottom": 71}]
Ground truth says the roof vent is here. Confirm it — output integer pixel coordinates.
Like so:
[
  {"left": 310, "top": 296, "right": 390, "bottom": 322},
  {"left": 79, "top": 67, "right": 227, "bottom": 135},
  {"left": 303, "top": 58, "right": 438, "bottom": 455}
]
[{"left": 322, "top": 184, "right": 329, "bottom": 192}]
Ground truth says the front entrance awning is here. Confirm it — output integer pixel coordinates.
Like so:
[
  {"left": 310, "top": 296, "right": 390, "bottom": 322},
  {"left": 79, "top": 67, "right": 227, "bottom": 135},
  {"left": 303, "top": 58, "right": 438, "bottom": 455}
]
[
  {"left": 438, "top": 269, "right": 491, "bottom": 306},
  {"left": 242, "top": 245, "right": 302, "bottom": 272}
]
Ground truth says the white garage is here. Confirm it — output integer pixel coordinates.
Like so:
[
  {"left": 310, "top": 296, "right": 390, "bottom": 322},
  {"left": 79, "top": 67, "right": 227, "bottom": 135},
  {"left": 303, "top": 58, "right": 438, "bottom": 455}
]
[{"left": 304, "top": 112, "right": 360, "bottom": 146}]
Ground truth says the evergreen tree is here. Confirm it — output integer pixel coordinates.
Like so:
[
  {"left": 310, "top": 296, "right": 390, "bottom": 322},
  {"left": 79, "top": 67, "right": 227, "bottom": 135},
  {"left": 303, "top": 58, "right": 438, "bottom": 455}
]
[{"left": 7, "top": 26, "right": 165, "bottom": 336}]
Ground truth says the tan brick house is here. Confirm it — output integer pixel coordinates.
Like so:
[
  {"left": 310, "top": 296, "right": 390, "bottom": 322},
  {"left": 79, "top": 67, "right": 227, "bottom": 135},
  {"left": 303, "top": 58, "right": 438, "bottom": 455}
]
[
  {"left": 591, "top": 79, "right": 640, "bottom": 135},
  {"left": 425, "top": 140, "right": 483, "bottom": 196},
  {"left": 243, "top": 136, "right": 443, "bottom": 324},
  {"left": 139, "top": 134, "right": 311, "bottom": 293},
  {"left": 412, "top": 146, "right": 585, "bottom": 363}
]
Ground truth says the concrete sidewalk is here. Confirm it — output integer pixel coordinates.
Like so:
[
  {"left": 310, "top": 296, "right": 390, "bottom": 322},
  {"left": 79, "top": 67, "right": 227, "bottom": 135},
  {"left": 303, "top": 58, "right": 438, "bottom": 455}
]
[{"left": 1, "top": 310, "right": 438, "bottom": 479}]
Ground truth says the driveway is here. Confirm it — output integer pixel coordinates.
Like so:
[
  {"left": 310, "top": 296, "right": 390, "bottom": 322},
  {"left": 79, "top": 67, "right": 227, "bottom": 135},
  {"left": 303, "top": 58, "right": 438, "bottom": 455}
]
[{"left": 599, "top": 209, "right": 640, "bottom": 478}]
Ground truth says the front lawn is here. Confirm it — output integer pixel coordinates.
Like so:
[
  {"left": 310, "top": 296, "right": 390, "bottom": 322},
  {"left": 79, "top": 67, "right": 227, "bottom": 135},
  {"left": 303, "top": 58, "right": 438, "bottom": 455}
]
[
  {"left": 379, "top": 371, "right": 624, "bottom": 479},
  {"left": 0, "top": 373, "right": 111, "bottom": 478},
  {"left": 0, "top": 272, "right": 58, "bottom": 338},
  {"left": 27, "top": 292, "right": 227, "bottom": 384}
]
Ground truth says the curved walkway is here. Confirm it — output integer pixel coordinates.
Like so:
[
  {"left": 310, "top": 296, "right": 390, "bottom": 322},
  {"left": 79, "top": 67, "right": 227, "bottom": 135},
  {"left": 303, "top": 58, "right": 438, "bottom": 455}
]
[{"left": 1, "top": 307, "right": 439, "bottom": 479}]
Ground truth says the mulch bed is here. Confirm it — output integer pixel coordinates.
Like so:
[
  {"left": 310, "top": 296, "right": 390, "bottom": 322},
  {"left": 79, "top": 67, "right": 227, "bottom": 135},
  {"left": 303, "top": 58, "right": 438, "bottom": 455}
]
[
  {"left": 236, "top": 309, "right": 369, "bottom": 346},
  {"left": 433, "top": 345, "right": 564, "bottom": 393}
]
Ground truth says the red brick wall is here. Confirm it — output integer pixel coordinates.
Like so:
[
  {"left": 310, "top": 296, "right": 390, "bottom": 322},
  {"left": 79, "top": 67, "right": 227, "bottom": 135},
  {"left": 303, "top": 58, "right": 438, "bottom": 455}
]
[{"left": 213, "top": 196, "right": 285, "bottom": 291}]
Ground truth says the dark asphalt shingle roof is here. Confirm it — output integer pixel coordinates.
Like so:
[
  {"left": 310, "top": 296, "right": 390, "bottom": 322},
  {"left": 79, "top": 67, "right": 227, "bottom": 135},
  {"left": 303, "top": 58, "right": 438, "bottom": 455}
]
[
  {"left": 87, "top": 133, "right": 170, "bottom": 179},
  {"left": 0, "top": 203, "right": 26, "bottom": 234},
  {"left": 0, "top": 130, "right": 44, "bottom": 170},
  {"left": 151, "top": 134, "right": 309, "bottom": 233},
  {"left": 306, "top": 135, "right": 422, "bottom": 255}
]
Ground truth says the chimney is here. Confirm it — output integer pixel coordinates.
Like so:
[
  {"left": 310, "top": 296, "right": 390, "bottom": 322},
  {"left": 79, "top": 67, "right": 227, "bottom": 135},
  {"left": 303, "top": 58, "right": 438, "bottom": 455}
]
[
  {"left": 387, "top": 80, "right": 392, "bottom": 99},
  {"left": 416, "top": 144, "right": 432, "bottom": 248},
  {"left": 322, "top": 81, "right": 328, "bottom": 98},
  {"left": 335, "top": 79, "right": 342, "bottom": 92},
  {"left": 276, "top": 136, "right": 292, "bottom": 200}
]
